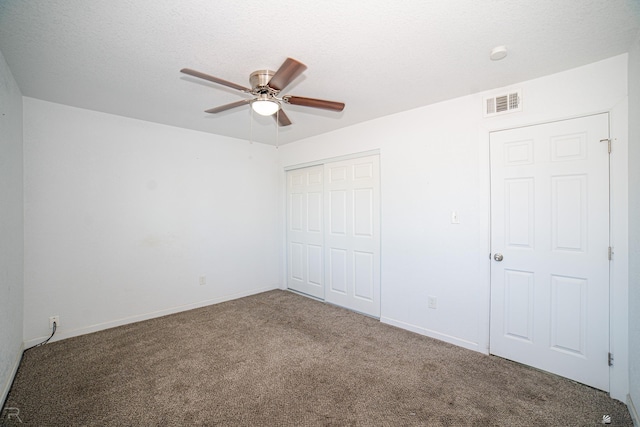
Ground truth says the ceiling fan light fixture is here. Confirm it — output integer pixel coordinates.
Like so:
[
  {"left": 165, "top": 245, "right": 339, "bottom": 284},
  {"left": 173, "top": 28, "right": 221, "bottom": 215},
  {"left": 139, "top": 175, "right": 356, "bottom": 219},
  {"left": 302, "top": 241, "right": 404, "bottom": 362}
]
[{"left": 251, "top": 99, "right": 279, "bottom": 116}]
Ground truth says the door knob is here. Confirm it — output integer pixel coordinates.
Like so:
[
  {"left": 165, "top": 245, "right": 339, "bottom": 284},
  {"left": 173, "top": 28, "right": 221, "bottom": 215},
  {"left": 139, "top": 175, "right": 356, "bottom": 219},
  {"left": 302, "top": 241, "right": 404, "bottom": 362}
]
[{"left": 494, "top": 253, "right": 503, "bottom": 262}]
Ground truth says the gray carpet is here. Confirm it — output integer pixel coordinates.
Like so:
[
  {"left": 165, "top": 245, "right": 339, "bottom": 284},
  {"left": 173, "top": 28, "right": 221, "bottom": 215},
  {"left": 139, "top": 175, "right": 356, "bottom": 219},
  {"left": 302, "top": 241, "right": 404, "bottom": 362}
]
[{"left": 2, "top": 290, "right": 633, "bottom": 426}]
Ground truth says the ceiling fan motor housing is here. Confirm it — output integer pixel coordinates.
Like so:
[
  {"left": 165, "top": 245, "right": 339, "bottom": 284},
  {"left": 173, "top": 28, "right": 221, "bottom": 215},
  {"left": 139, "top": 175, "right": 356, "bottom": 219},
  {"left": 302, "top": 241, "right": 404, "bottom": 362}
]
[{"left": 250, "top": 70, "right": 275, "bottom": 91}]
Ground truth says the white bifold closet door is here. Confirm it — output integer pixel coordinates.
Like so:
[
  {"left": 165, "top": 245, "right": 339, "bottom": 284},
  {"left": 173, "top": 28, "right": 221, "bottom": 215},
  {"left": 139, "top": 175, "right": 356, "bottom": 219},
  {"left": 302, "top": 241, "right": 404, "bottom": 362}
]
[{"left": 286, "top": 155, "right": 381, "bottom": 318}]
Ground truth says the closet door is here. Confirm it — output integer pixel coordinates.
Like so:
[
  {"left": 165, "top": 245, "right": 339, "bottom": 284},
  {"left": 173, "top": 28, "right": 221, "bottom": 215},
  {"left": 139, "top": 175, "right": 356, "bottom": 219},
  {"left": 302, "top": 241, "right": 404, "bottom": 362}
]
[
  {"left": 324, "top": 155, "right": 380, "bottom": 317},
  {"left": 286, "top": 166, "right": 325, "bottom": 299}
]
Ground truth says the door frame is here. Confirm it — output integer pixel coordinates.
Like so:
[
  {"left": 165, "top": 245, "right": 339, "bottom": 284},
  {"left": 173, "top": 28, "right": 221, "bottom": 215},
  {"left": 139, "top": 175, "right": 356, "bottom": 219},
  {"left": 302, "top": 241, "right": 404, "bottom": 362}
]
[
  {"left": 283, "top": 150, "right": 382, "bottom": 173},
  {"left": 479, "top": 108, "right": 629, "bottom": 401}
]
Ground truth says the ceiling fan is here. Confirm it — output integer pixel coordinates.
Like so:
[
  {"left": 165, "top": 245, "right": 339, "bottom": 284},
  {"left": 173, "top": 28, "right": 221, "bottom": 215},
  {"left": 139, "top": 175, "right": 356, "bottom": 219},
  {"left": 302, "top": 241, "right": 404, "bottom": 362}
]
[{"left": 180, "top": 58, "right": 345, "bottom": 127}]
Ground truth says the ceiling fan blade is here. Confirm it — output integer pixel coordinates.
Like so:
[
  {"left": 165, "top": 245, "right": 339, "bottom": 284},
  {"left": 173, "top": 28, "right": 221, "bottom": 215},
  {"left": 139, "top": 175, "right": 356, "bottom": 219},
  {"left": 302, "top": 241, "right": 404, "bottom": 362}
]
[
  {"left": 268, "top": 58, "right": 307, "bottom": 91},
  {"left": 181, "top": 68, "right": 250, "bottom": 92},
  {"left": 205, "top": 99, "right": 251, "bottom": 114},
  {"left": 274, "top": 108, "right": 292, "bottom": 127},
  {"left": 283, "top": 96, "right": 345, "bottom": 112}
]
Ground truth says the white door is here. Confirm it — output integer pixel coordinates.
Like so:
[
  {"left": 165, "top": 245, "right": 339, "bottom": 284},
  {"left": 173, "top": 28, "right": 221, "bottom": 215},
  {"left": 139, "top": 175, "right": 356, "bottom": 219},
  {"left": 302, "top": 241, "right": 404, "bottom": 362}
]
[
  {"left": 287, "top": 166, "right": 325, "bottom": 299},
  {"left": 324, "top": 155, "right": 381, "bottom": 317},
  {"left": 490, "top": 114, "right": 610, "bottom": 391}
]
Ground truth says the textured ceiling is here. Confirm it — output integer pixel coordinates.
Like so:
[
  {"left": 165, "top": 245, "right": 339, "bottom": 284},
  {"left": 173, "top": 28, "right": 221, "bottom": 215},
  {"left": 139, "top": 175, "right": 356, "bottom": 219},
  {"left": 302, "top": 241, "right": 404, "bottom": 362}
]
[{"left": 1, "top": 1, "right": 638, "bottom": 145}]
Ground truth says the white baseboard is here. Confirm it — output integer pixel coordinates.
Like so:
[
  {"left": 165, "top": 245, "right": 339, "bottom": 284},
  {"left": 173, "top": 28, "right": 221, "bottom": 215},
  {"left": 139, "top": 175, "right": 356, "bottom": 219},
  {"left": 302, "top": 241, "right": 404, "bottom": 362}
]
[
  {"left": 23, "top": 285, "right": 278, "bottom": 349},
  {"left": 380, "top": 316, "right": 482, "bottom": 353},
  {"left": 1, "top": 342, "right": 24, "bottom": 408},
  {"left": 629, "top": 394, "right": 639, "bottom": 427}
]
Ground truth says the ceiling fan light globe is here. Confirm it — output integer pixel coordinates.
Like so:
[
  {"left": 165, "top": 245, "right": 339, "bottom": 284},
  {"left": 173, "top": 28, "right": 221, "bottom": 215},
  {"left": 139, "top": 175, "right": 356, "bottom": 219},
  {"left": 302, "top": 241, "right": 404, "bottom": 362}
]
[{"left": 252, "top": 100, "right": 279, "bottom": 116}]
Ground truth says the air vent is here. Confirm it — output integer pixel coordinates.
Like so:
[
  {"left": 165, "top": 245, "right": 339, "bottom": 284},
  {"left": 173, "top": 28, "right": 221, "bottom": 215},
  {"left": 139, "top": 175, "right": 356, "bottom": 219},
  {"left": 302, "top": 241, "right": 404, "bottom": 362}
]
[{"left": 484, "top": 89, "right": 522, "bottom": 117}]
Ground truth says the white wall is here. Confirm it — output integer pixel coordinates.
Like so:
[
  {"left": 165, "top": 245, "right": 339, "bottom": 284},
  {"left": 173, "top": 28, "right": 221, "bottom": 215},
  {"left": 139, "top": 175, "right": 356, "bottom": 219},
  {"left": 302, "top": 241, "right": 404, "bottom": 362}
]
[
  {"left": 627, "top": 31, "right": 640, "bottom": 425},
  {"left": 0, "top": 50, "right": 24, "bottom": 405},
  {"left": 279, "top": 54, "right": 629, "bottom": 401},
  {"left": 23, "top": 98, "right": 281, "bottom": 345}
]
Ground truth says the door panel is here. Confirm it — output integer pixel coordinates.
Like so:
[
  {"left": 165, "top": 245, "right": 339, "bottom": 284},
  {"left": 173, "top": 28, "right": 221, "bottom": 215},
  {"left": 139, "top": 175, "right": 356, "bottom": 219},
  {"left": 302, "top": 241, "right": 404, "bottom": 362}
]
[
  {"left": 290, "top": 242, "right": 304, "bottom": 281},
  {"left": 329, "top": 190, "right": 347, "bottom": 234},
  {"left": 505, "top": 178, "right": 534, "bottom": 247},
  {"left": 353, "top": 251, "right": 374, "bottom": 301},
  {"left": 354, "top": 189, "right": 374, "bottom": 236},
  {"left": 324, "top": 155, "right": 380, "bottom": 317},
  {"left": 329, "top": 248, "right": 348, "bottom": 294},
  {"left": 286, "top": 166, "right": 325, "bottom": 299},
  {"left": 307, "top": 245, "right": 323, "bottom": 286},
  {"left": 550, "top": 274, "right": 586, "bottom": 355},
  {"left": 504, "top": 269, "right": 534, "bottom": 342},
  {"left": 551, "top": 175, "right": 587, "bottom": 251},
  {"left": 307, "top": 191, "right": 323, "bottom": 232},
  {"left": 490, "top": 114, "right": 609, "bottom": 391}
]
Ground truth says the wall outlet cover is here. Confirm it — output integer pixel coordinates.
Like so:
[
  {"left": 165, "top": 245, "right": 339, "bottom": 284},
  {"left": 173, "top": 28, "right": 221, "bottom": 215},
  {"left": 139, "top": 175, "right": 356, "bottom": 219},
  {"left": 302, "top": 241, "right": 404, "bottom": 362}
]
[
  {"left": 427, "top": 296, "right": 437, "bottom": 309},
  {"left": 49, "top": 315, "right": 59, "bottom": 329}
]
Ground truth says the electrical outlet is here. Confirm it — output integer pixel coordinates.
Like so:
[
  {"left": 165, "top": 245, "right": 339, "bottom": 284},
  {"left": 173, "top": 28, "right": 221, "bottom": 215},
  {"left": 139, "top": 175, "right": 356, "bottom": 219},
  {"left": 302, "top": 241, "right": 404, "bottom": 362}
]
[
  {"left": 199, "top": 276, "right": 206, "bottom": 286},
  {"left": 427, "top": 296, "right": 437, "bottom": 309},
  {"left": 49, "top": 315, "right": 59, "bottom": 329}
]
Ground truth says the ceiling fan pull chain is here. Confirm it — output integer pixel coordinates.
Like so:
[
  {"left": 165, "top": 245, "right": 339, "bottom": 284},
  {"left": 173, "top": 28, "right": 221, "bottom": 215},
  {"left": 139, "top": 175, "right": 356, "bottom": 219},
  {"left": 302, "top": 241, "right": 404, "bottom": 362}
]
[
  {"left": 276, "top": 109, "right": 279, "bottom": 149},
  {"left": 249, "top": 103, "right": 254, "bottom": 144}
]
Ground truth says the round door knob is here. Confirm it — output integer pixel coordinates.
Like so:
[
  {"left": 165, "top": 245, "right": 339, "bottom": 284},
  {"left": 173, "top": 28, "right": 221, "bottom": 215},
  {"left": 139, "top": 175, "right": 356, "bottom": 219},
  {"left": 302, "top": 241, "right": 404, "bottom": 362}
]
[{"left": 494, "top": 253, "right": 503, "bottom": 262}]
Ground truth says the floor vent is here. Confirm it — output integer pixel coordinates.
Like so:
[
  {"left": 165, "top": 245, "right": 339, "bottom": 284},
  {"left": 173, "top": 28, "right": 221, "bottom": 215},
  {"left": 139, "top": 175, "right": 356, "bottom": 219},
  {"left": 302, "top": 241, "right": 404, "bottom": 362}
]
[{"left": 484, "top": 90, "right": 522, "bottom": 117}]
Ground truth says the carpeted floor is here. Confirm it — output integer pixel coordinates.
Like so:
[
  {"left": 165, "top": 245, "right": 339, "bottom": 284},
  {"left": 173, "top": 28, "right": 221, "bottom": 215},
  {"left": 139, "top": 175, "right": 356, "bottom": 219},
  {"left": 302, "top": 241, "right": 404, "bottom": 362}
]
[{"left": 2, "top": 290, "right": 633, "bottom": 426}]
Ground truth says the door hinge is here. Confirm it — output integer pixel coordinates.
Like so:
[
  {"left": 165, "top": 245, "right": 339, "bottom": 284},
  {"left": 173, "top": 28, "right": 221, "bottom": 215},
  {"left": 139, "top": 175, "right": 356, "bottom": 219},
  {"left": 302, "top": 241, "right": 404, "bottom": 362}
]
[
  {"left": 608, "top": 352, "right": 614, "bottom": 366},
  {"left": 600, "top": 138, "right": 611, "bottom": 154},
  {"left": 608, "top": 246, "right": 612, "bottom": 261}
]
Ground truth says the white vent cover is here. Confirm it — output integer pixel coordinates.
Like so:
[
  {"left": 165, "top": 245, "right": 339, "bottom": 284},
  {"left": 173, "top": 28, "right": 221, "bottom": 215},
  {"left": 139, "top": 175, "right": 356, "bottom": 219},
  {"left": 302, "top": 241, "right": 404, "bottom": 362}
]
[{"left": 483, "top": 90, "right": 522, "bottom": 117}]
